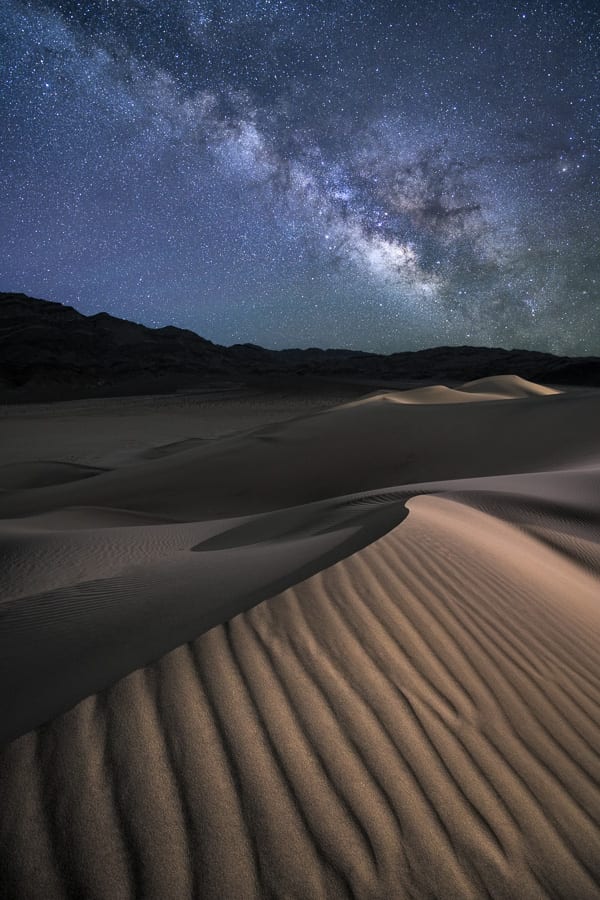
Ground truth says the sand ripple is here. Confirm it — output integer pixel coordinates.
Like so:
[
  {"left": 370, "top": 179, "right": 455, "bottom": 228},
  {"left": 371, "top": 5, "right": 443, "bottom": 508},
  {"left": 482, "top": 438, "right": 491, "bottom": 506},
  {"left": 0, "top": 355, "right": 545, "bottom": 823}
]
[{"left": 2, "top": 497, "right": 600, "bottom": 898}]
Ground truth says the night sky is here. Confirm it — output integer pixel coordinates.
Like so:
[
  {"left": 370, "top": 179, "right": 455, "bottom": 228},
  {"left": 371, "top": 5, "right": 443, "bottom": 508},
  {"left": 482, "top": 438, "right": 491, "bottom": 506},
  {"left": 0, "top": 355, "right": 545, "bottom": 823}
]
[{"left": 1, "top": 1, "right": 598, "bottom": 353}]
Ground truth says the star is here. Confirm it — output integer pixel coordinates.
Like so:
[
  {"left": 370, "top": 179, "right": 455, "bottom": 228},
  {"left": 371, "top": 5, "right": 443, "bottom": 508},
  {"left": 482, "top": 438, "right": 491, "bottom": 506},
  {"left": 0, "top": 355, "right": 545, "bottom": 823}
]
[{"left": 0, "top": 0, "right": 597, "bottom": 354}]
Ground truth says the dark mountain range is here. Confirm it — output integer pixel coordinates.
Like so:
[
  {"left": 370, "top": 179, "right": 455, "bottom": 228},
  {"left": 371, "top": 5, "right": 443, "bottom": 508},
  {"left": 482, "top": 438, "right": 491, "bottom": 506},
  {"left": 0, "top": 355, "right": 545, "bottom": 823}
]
[{"left": 2, "top": 292, "right": 599, "bottom": 400}]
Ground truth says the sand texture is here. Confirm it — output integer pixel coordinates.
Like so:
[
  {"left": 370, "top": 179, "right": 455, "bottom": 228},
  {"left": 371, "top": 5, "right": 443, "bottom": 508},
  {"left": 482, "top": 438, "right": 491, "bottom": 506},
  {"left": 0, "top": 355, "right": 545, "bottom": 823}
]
[{"left": 1, "top": 377, "right": 599, "bottom": 899}]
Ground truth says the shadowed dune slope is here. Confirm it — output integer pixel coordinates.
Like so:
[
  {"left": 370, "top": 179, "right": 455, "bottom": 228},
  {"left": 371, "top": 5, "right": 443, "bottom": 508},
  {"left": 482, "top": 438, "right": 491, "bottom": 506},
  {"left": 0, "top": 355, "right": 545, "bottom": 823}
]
[
  {"left": 0, "top": 495, "right": 411, "bottom": 743},
  {"left": 1, "top": 496, "right": 600, "bottom": 899},
  {"left": 0, "top": 461, "right": 106, "bottom": 490}
]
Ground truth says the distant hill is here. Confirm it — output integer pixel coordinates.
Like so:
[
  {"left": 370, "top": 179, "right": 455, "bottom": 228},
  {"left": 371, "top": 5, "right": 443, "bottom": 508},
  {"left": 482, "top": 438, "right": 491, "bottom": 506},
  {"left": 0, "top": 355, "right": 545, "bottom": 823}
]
[{"left": 1, "top": 292, "right": 599, "bottom": 400}]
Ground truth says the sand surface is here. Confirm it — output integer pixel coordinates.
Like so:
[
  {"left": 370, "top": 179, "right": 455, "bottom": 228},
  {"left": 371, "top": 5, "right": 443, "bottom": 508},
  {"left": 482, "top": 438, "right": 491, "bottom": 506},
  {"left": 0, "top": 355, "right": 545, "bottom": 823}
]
[{"left": 1, "top": 376, "right": 599, "bottom": 898}]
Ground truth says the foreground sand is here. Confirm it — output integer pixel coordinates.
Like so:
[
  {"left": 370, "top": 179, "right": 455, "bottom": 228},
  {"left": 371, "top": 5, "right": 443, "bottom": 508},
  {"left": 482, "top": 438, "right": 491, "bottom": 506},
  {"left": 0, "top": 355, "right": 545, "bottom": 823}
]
[{"left": 1, "top": 376, "right": 599, "bottom": 898}]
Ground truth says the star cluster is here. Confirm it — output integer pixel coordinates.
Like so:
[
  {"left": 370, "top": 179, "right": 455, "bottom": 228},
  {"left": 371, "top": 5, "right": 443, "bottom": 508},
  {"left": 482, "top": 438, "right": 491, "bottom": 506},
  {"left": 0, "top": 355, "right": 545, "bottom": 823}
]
[{"left": 1, "top": 0, "right": 598, "bottom": 352}]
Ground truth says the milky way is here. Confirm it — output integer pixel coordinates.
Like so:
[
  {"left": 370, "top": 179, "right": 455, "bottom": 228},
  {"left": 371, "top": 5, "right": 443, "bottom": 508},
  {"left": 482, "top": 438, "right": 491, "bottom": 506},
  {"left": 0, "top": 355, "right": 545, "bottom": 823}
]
[{"left": 1, "top": 0, "right": 598, "bottom": 352}]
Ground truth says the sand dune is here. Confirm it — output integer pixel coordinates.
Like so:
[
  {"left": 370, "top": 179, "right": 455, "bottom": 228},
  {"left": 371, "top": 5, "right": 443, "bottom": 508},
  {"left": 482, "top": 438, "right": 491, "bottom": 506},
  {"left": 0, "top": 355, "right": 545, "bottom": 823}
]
[
  {"left": 342, "top": 375, "right": 559, "bottom": 406},
  {"left": 461, "top": 374, "right": 560, "bottom": 397},
  {"left": 1, "top": 377, "right": 600, "bottom": 898},
  {"left": 0, "top": 379, "right": 595, "bottom": 523},
  {"left": 340, "top": 385, "right": 504, "bottom": 405},
  {"left": 2, "top": 496, "right": 599, "bottom": 899}
]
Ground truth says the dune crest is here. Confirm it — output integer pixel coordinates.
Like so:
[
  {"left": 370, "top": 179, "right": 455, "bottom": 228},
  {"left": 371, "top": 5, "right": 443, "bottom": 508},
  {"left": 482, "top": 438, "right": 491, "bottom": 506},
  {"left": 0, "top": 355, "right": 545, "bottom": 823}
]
[
  {"left": 461, "top": 373, "right": 560, "bottom": 397},
  {"left": 340, "top": 374, "right": 561, "bottom": 407},
  {"left": 339, "top": 385, "right": 501, "bottom": 405}
]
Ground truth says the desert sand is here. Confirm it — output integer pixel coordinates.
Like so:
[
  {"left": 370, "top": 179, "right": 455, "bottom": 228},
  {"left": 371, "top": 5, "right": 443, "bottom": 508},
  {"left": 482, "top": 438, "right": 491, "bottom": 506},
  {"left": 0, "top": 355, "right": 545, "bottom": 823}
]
[{"left": 1, "top": 376, "right": 599, "bottom": 899}]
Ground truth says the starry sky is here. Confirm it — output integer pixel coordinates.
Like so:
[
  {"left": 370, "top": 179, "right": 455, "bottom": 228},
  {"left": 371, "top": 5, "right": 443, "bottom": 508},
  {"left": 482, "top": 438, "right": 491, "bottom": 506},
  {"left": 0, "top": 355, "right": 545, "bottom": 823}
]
[{"left": 1, "top": 1, "right": 598, "bottom": 353}]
